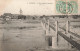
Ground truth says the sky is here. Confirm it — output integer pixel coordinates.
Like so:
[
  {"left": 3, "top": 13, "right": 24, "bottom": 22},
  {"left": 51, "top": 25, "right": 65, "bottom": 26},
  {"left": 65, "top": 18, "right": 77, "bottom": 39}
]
[
  {"left": 1, "top": 0, "right": 55, "bottom": 15},
  {"left": 0, "top": 0, "right": 12, "bottom": 15},
  {"left": 0, "top": 0, "right": 80, "bottom": 15}
]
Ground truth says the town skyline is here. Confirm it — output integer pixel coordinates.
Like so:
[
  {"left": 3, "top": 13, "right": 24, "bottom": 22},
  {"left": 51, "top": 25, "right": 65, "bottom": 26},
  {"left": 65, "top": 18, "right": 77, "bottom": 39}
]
[{"left": 2, "top": 0, "right": 55, "bottom": 15}]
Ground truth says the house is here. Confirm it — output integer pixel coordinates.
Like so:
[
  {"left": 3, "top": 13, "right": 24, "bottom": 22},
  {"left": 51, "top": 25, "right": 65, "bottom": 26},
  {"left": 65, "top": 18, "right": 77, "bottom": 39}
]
[
  {"left": 2, "top": 13, "right": 12, "bottom": 20},
  {"left": 3, "top": 13, "right": 12, "bottom": 17}
]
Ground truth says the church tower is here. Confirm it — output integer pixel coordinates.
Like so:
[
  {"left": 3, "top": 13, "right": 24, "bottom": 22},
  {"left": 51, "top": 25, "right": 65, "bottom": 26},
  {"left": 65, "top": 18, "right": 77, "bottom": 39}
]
[{"left": 20, "top": 8, "right": 23, "bottom": 15}]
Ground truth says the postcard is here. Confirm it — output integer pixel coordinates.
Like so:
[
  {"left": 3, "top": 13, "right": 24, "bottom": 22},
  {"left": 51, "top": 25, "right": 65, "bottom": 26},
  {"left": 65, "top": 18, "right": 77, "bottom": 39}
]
[{"left": 0, "top": 0, "right": 80, "bottom": 51}]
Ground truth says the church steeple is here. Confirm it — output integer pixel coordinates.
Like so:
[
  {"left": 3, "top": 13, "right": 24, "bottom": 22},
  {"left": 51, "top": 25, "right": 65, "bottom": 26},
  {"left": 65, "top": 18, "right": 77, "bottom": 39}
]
[{"left": 20, "top": 8, "right": 23, "bottom": 15}]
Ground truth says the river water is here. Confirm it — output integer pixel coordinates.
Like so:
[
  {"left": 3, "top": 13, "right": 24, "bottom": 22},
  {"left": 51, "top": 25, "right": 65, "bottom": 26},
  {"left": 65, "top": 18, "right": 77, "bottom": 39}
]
[{"left": 0, "top": 19, "right": 46, "bottom": 51}]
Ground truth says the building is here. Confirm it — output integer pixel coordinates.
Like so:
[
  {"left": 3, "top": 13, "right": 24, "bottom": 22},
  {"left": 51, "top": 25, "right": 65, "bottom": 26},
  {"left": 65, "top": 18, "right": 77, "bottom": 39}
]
[{"left": 4, "top": 13, "right": 12, "bottom": 17}]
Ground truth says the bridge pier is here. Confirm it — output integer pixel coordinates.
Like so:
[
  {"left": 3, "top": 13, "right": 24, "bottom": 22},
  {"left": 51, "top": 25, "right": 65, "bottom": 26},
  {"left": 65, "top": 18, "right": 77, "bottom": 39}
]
[
  {"left": 41, "top": 19, "right": 79, "bottom": 50},
  {"left": 52, "top": 21, "right": 58, "bottom": 49},
  {"left": 42, "top": 20, "right": 71, "bottom": 49},
  {"left": 66, "top": 21, "right": 72, "bottom": 49},
  {"left": 55, "top": 21, "right": 58, "bottom": 46}
]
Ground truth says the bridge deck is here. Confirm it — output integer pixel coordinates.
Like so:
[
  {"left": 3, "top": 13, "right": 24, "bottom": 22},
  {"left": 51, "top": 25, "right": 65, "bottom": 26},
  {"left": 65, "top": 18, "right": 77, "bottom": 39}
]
[{"left": 42, "top": 19, "right": 80, "bottom": 50}]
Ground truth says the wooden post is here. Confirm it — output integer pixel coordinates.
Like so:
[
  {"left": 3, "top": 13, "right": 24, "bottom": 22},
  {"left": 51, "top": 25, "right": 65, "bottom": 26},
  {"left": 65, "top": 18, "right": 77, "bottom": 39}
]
[
  {"left": 66, "top": 21, "right": 69, "bottom": 34},
  {"left": 44, "top": 18, "right": 46, "bottom": 30},
  {"left": 48, "top": 20, "right": 50, "bottom": 33},
  {"left": 46, "top": 19, "right": 50, "bottom": 36},
  {"left": 55, "top": 21, "right": 58, "bottom": 46},
  {"left": 66, "top": 21, "right": 71, "bottom": 48},
  {"left": 55, "top": 21, "right": 58, "bottom": 34},
  {"left": 41, "top": 19, "right": 46, "bottom": 30},
  {"left": 41, "top": 20, "right": 43, "bottom": 28}
]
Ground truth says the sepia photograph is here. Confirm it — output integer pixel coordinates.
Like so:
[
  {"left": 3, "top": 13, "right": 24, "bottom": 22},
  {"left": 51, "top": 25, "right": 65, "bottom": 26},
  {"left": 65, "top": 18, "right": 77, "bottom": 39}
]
[{"left": 0, "top": 0, "right": 80, "bottom": 51}]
